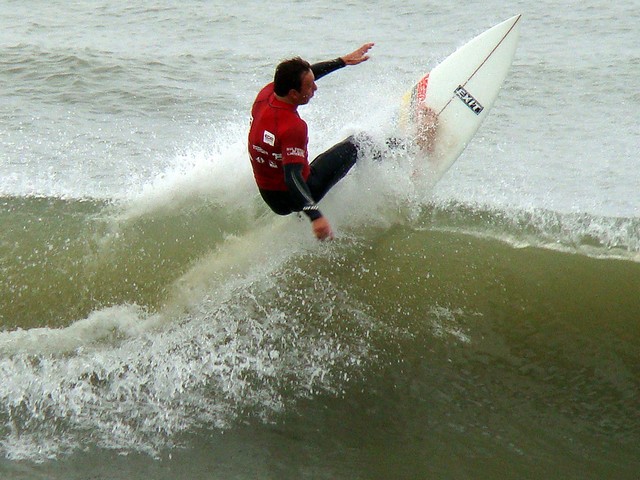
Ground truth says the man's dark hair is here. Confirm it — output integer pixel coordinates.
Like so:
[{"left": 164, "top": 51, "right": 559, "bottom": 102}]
[{"left": 273, "top": 57, "right": 311, "bottom": 96}]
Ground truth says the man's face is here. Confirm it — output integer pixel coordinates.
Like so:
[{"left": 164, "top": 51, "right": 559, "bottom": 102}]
[{"left": 294, "top": 70, "right": 317, "bottom": 105}]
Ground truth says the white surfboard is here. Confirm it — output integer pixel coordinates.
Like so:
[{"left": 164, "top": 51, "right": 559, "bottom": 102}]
[{"left": 401, "top": 14, "right": 522, "bottom": 182}]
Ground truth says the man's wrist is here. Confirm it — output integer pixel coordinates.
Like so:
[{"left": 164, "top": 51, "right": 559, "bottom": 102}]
[{"left": 303, "top": 205, "right": 323, "bottom": 221}]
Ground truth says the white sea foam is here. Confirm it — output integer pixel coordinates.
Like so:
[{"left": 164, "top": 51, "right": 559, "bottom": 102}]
[
  {"left": 113, "top": 123, "right": 256, "bottom": 222},
  {"left": 0, "top": 204, "right": 379, "bottom": 461}
]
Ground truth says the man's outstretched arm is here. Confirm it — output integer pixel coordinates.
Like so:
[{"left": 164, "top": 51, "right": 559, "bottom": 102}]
[{"left": 311, "top": 43, "right": 375, "bottom": 80}]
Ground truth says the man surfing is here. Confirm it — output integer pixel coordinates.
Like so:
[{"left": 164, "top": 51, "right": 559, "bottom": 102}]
[{"left": 248, "top": 43, "right": 437, "bottom": 240}]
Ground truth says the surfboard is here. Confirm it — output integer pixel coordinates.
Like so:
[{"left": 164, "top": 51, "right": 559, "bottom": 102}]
[{"left": 401, "top": 14, "right": 522, "bottom": 182}]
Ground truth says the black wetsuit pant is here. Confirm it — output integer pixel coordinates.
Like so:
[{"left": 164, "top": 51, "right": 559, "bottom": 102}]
[{"left": 258, "top": 135, "right": 359, "bottom": 216}]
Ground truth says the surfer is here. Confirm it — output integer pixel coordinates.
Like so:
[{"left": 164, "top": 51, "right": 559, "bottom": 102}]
[{"left": 248, "top": 43, "right": 437, "bottom": 241}]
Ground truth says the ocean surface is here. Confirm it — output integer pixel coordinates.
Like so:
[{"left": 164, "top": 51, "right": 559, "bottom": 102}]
[{"left": 1, "top": 0, "right": 639, "bottom": 478}]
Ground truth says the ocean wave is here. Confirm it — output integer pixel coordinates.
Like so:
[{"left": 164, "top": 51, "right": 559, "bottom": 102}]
[
  {"left": 0, "top": 43, "right": 208, "bottom": 114},
  {"left": 419, "top": 201, "right": 640, "bottom": 258},
  {"left": 2, "top": 187, "right": 639, "bottom": 461},
  {"left": 2, "top": 192, "right": 638, "bottom": 331}
]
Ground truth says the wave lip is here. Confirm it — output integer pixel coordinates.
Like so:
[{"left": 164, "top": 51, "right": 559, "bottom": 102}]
[{"left": 421, "top": 201, "right": 640, "bottom": 259}]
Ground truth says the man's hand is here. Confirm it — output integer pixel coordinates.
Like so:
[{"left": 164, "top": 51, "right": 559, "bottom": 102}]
[
  {"left": 311, "top": 216, "right": 334, "bottom": 241},
  {"left": 341, "top": 43, "right": 375, "bottom": 65}
]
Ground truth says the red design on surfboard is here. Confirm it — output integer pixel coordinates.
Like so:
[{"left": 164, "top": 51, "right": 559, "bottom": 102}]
[{"left": 416, "top": 73, "right": 429, "bottom": 102}]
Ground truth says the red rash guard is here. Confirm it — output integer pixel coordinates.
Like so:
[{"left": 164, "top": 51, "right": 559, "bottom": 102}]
[
  {"left": 248, "top": 58, "right": 347, "bottom": 220},
  {"left": 248, "top": 82, "right": 310, "bottom": 191}
]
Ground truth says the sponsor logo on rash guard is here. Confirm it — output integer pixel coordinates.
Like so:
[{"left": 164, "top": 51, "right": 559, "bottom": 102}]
[
  {"left": 263, "top": 130, "right": 275, "bottom": 146},
  {"left": 252, "top": 144, "right": 268, "bottom": 155},
  {"left": 286, "top": 147, "right": 305, "bottom": 158}
]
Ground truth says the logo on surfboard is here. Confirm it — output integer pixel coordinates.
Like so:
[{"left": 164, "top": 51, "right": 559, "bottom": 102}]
[{"left": 454, "top": 86, "right": 484, "bottom": 115}]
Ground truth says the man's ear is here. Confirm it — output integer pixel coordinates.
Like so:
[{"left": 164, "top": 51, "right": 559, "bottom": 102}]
[{"left": 287, "top": 89, "right": 302, "bottom": 103}]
